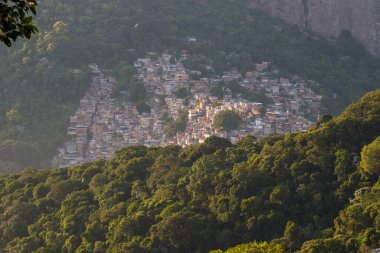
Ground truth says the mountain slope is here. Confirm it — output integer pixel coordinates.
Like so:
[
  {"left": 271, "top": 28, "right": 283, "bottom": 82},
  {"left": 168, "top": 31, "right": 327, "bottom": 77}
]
[
  {"left": 1, "top": 0, "right": 380, "bottom": 173},
  {"left": 247, "top": 0, "right": 380, "bottom": 58},
  {"left": 0, "top": 90, "right": 379, "bottom": 252}
]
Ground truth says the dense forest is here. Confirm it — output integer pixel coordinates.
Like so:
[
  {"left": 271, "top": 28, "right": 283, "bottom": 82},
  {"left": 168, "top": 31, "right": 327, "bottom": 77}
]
[
  {"left": 0, "top": 90, "right": 379, "bottom": 252},
  {"left": 1, "top": 0, "right": 380, "bottom": 173}
]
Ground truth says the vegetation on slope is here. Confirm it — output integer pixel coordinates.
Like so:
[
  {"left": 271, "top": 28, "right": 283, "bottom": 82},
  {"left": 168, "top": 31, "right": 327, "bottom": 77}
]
[
  {"left": 1, "top": 0, "right": 380, "bottom": 173},
  {"left": 210, "top": 241, "right": 286, "bottom": 253},
  {"left": 213, "top": 110, "right": 241, "bottom": 131},
  {"left": 0, "top": 90, "right": 379, "bottom": 253}
]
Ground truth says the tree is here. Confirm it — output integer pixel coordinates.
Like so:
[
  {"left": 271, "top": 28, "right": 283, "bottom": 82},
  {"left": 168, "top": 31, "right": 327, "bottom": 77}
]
[
  {"left": 173, "top": 87, "right": 189, "bottom": 99},
  {"left": 210, "top": 241, "right": 286, "bottom": 253},
  {"left": 0, "top": 0, "right": 38, "bottom": 46},
  {"left": 316, "top": 114, "right": 333, "bottom": 127},
  {"left": 164, "top": 112, "right": 187, "bottom": 137},
  {"left": 6, "top": 106, "right": 22, "bottom": 124},
  {"left": 127, "top": 82, "right": 146, "bottom": 103},
  {"left": 136, "top": 101, "right": 151, "bottom": 114},
  {"left": 213, "top": 110, "right": 241, "bottom": 131},
  {"left": 283, "top": 221, "right": 300, "bottom": 251},
  {"left": 235, "top": 135, "right": 257, "bottom": 149},
  {"left": 360, "top": 137, "right": 380, "bottom": 176},
  {"left": 150, "top": 211, "right": 214, "bottom": 252},
  {"left": 211, "top": 86, "right": 225, "bottom": 99},
  {"left": 164, "top": 119, "right": 178, "bottom": 137},
  {"left": 299, "top": 238, "right": 346, "bottom": 253},
  {"left": 0, "top": 201, "right": 39, "bottom": 242}
]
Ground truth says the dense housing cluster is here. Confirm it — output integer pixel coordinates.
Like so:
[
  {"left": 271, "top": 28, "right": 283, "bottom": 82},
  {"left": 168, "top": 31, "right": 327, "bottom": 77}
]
[{"left": 53, "top": 53, "right": 322, "bottom": 168}]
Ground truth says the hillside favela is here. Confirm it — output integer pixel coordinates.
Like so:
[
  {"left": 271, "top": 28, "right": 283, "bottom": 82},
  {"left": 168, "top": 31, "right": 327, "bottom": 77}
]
[
  {"left": 53, "top": 53, "right": 322, "bottom": 167},
  {"left": 1, "top": 0, "right": 380, "bottom": 253}
]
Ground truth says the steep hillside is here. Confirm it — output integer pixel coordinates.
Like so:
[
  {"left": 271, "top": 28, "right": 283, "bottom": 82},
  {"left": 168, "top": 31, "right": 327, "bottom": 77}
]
[
  {"left": 247, "top": 0, "right": 380, "bottom": 57},
  {"left": 1, "top": 0, "right": 380, "bottom": 174},
  {"left": 0, "top": 90, "right": 379, "bottom": 252}
]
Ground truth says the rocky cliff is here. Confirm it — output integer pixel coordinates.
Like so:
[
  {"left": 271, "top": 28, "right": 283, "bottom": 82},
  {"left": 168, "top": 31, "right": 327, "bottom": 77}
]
[{"left": 248, "top": 0, "right": 380, "bottom": 57}]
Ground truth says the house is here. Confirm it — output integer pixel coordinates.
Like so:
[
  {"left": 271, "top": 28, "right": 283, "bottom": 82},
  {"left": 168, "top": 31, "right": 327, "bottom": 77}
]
[
  {"left": 134, "top": 61, "right": 143, "bottom": 68},
  {"left": 185, "top": 36, "right": 197, "bottom": 42}
]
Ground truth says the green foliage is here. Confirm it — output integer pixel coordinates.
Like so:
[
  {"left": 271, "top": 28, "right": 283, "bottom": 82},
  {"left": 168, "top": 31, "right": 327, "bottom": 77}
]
[
  {"left": 211, "top": 86, "right": 225, "bottom": 99},
  {"left": 360, "top": 136, "right": 380, "bottom": 176},
  {"left": 213, "top": 110, "right": 241, "bottom": 131},
  {"left": 173, "top": 87, "right": 189, "bottom": 99},
  {"left": 316, "top": 114, "right": 333, "bottom": 127},
  {"left": 125, "top": 81, "right": 147, "bottom": 103},
  {"left": 221, "top": 81, "right": 272, "bottom": 104},
  {"left": 164, "top": 112, "right": 188, "bottom": 137},
  {"left": 0, "top": 0, "right": 38, "bottom": 46},
  {"left": 136, "top": 101, "right": 151, "bottom": 114},
  {"left": 299, "top": 238, "right": 347, "bottom": 253},
  {"left": 0, "top": 59, "right": 90, "bottom": 173},
  {"left": 210, "top": 241, "right": 286, "bottom": 253},
  {"left": 326, "top": 182, "right": 380, "bottom": 252}
]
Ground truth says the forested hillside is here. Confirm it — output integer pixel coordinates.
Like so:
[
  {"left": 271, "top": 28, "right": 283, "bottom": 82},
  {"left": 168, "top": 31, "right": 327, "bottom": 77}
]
[
  {"left": 1, "top": 0, "right": 380, "bottom": 173},
  {"left": 0, "top": 90, "right": 379, "bottom": 252}
]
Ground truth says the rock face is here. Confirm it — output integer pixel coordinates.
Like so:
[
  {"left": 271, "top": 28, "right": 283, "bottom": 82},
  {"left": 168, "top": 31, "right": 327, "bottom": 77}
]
[{"left": 248, "top": 0, "right": 380, "bottom": 57}]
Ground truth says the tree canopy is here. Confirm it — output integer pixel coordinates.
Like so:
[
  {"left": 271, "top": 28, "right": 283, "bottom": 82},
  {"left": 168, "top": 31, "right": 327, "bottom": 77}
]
[
  {"left": 0, "top": 0, "right": 38, "bottom": 46},
  {"left": 210, "top": 241, "right": 286, "bottom": 253},
  {"left": 213, "top": 110, "right": 241, "bottom": 131},
  {"left": 360, "top": 136, "right": 380, "bottom": 176}
]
